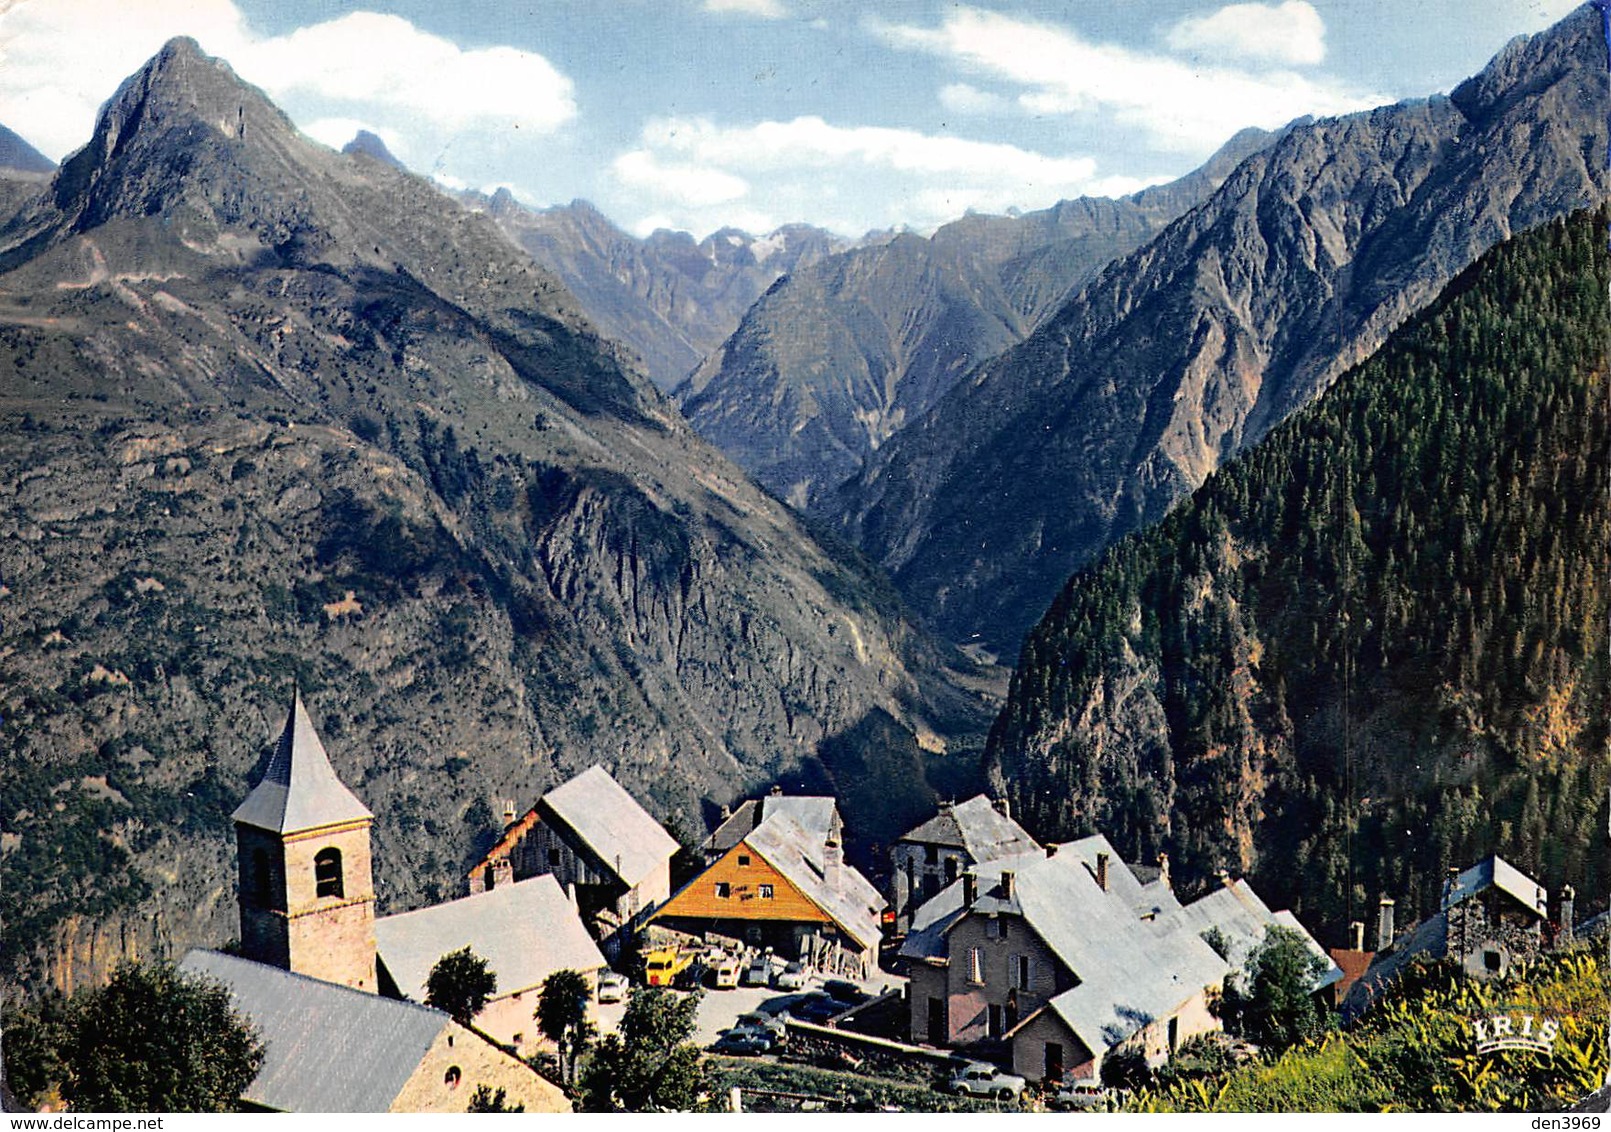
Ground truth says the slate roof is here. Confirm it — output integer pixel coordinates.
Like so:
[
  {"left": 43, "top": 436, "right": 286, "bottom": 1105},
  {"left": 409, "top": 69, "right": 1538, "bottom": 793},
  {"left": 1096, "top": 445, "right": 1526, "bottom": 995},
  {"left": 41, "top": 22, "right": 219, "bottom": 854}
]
[
  {"left": 375, "top": 875, "right": 608, "bottom": 1002},
  {"left": 180, "top": 949, "right": 448, "bottom": 1112},
  {"left": 898, "top": 795, "right": 1040, "bottom": 864},
  {"left": 902, "top": 843, "right": 1229, "bottom": 1056},
  {"left": 232, "top": 692, "right": 373, "bottom": 834},
  {"left": 1443, "top": 855, "right": 1548, "bottom": 918},
  {"left": 1058, "top": 834, "right": 1182, "bottom": 920},
  {"left": 744, "top": 812, "right": 885, "bottom": 952},
  {"left": 1155, "top": 879, "right": 1342, "bottom": 991},
  {"left": 702, "top": 793, "right": 839, "bottom": 857},
  {"left": 537, "top": 765, "right": 678, "bottom": 889}
]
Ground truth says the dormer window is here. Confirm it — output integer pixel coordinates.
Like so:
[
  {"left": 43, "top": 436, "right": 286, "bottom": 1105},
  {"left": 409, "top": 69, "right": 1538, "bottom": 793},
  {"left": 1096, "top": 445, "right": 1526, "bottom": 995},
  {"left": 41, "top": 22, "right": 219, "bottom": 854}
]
[{"left": 314, "top": 847, "right": 344, "bottom": 898}]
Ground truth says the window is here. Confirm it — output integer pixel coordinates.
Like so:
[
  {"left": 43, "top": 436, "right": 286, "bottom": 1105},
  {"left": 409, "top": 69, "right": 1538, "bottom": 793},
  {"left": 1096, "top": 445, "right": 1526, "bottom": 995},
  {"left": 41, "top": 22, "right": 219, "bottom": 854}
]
[
  {"left": 944, "top": 857, "right": 959, "bottom": 883},
  {"left": 1013, "top": 954, "right": 1031, "bottom": 991},
  {"left": 738, "top": 854, "right": 751, "bottom": 867},
  {"left": 986, "top": 917, "right": 1002, "bottom": 940},
  {"left": 314, "top": 848, "right": 343, "bottom": 899},
  {"left": 1484, "top": 949, "right": 1502, "bottom": 973},
  {"left": 987, "top": 1003, "right": 1004, "bottom": 1038},
  {"left": 759, "top": 884, "right": 774, "bottom": 899},
  {"left": 924, "top": 845, "right": 939, "bottom": 865},
  {"left": 715, "top": 881, "right": 732, "bottom": 899},
  {"left": 967, "top": 946, "right": 985, "bottom": 984},
  {"left": 548, "top": 847, "right": 561, "bottom": 868}
]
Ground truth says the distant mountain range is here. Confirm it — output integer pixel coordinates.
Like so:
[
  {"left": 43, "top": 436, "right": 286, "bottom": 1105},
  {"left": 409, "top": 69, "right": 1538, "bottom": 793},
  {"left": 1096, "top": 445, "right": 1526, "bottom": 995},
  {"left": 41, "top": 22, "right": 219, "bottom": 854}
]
[
  {"left": 0, "top": 39, "right": 987, "bottom": 991},
  {"left": 675, "top": 126, "right": 1282, "bottom": 509},
  {"left": 821, "top": 4, "right": 1609, "bottom": 654},
  {"left": 468, "top": 191, "right": 855, "bottom": 391}
]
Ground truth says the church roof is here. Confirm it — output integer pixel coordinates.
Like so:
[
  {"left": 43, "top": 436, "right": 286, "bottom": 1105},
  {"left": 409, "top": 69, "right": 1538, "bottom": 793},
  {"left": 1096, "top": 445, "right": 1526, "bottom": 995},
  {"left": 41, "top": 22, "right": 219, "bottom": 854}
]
[
  {"left": 375, "top": 875, "right": 607, "bottom": 1002},
  {"left": 536, "top": 765, "right": 677, "bottom": 889},
  {"left": 180, "top": 949, "right": 447, "bottom": 1112},
  {"left": 232, "top": 692, "right": 373, "bottom": 834}
]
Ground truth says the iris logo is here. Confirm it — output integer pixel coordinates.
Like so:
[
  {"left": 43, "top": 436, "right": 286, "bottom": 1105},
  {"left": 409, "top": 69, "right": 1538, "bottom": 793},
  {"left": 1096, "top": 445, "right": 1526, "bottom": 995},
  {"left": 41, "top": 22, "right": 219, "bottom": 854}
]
[{"left": 1472, "top": 1012, "right": 1560, "bottom": 1055}]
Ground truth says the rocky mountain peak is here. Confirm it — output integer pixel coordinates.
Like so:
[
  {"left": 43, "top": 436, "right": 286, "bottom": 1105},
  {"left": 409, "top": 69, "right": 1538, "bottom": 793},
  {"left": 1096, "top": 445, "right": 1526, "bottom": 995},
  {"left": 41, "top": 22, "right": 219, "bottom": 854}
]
[
  {"left": 343, "top": 129, "right": 406, "bottom": 170},
  {"left": 0, "top": 123, "right": 54, "bottom": 175}
]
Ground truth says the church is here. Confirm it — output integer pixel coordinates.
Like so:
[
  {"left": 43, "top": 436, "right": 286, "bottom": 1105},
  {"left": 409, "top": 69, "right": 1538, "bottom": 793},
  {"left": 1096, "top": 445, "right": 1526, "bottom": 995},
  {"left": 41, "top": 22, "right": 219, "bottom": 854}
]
[{"left": 180, "top": 692, "right": 571, "bottom": 1113}]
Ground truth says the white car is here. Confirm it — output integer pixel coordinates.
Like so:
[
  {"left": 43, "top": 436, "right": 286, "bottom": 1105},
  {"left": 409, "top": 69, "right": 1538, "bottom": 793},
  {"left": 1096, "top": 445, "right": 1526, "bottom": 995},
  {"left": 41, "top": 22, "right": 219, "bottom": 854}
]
[
  {"left": 596, "top": 971, "right": 629, "bottom": 1003},
  {"left": 947, "top": 1061, "right": 1026, "bottom": 1101},
  {"left": 742, "top": 953, "right": 779, "bottom": 986},
  {"left": 773, "top": 961, "right": 808, "bottom": 991},
  {"left": 1053, "top": 1080, "right": 1120, "bottom": 1110}
]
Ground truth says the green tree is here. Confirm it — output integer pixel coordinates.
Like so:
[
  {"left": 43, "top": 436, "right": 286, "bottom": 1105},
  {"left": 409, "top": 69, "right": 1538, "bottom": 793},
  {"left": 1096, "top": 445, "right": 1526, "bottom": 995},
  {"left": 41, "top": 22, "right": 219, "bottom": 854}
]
[
  {"left": 61, "top": 961, "right": 264, "bottom": 1112},
  {"left": 1226, "top": 926, "right": 1330, "bottom": 1053},
  {"left": 536, "top": 969, "right": 595, "bottom": 1085},
  {"left": 426, "top": 946, "right": 497, "bottom": 1025},
  {"left": 1, "top": 992, "right": 70, "bottom": 1108},
  {"left": 466, "top": 1084, "right": 524, "bottom": 1112},
  {"left": 581, "top": 986, "right": 708, "bottom": 1112}
]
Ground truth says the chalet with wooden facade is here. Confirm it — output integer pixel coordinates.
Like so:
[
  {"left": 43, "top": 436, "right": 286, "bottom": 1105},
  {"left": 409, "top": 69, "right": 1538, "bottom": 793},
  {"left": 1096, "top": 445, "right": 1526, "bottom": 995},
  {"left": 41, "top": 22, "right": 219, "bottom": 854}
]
[
  {"left": 651, "top": 810, "right": 885, "bottom": 979},
  {"left": 890, "top": 795, "right": 1040, "bottom": 932},
  {"left": 467, "top": 765, "right": 678, "bottom": 958}
]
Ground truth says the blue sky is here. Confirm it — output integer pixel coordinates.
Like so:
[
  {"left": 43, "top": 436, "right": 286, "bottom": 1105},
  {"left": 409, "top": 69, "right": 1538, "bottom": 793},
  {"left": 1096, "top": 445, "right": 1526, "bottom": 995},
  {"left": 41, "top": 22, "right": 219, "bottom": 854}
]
[{"left": 0, "top": 1, "right": 1585, "bottom": 237}]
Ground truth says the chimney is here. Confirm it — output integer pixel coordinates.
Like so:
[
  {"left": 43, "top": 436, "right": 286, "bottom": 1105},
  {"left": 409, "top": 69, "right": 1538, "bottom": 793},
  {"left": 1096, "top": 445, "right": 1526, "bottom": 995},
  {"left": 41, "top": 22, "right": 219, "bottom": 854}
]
[
  {"left": 1045, "top": 843, "right": 1059, "bottom": 858},
  {"left": 1095, "top": 853, "right": 1109, "bottom": 892},
  {"left": 770, "top": 785, "right": 783, "bottom": 796},
  {"left": 823, "top": 835, "right": 842, "bottom": 892},
  {"left": 962, "top": 872, "right": 977, "bottom": 905},
  {"left": 1217, "top": 868, "right": 1232, "bottom": 887},
  {"left": 1000, "top": 871, "right": 1016, "bottom": 901},
  {"left": 1157, "top": 852, "right": 1171, "bottom": 891},
  {"left": 1558, "top": 885, "right": 1575, "bottom": 944},
  {"left": 997, "top": 797, "right": 1012, "bottom": 822},
  {"left": 1377, "top": 896, "right": 1396, "bottom": 951},
  {"left": 1349, "top": 921, "right": 1365, "bottom": 952},
  {"left": 501, "top": 798, "right": 517, "bottom": 828}
]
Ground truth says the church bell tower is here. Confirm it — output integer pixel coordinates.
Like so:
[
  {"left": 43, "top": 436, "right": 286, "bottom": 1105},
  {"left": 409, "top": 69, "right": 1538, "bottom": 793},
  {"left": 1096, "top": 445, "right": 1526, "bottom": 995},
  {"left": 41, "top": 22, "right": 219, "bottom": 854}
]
[{"left": 232, "top": 690, "right": 378, "bottom": 991}]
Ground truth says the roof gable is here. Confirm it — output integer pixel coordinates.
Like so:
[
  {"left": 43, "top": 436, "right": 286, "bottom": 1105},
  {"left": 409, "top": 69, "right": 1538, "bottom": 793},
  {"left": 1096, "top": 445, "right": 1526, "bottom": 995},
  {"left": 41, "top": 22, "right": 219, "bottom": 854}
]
[
  {"left": 742, "top": 813, "right": 885, "bottom": 951},
  {"left": 232, "top": 692, "right": 372, "bottom": 834},
  {"left": 537, "top": 765, "right": 678, "bottom": 888},
  {"left": 899, "top": 796, "right": 1040, "bottom": 863},
  {"left": 180, "top": 949, "right": 445, "bottom": 1112},
  {"left": 1443, "top": 855, "right": 1548, "bottom": 918},
  {"left": 375, "top": 875, "right": 607, "bottom": 1001}
]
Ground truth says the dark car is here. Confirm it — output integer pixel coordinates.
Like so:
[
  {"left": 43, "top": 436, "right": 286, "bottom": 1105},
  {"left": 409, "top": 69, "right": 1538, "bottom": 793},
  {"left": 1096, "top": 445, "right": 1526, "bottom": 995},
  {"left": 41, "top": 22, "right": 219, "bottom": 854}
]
[
  {"left": 791, "top": 992, "right": 851, "bottom": 1024},
  {"left": 710, "top": 1028, "right": 774, "bottom": 1056},
  {"left": 821, "top": 979, "right": 868, "bottom": 1004}
]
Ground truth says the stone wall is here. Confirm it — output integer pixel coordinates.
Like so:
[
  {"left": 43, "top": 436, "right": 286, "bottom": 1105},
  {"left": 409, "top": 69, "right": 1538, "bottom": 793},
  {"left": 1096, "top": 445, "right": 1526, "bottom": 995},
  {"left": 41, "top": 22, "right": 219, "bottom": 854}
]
[{"left": 391, "top": 1023, "right": 569, "bottom": 1113}]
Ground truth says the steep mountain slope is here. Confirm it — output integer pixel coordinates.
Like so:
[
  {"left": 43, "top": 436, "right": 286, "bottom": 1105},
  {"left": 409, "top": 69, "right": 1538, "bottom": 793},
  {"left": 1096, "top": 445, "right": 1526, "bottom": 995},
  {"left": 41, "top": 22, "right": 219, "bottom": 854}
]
[
  {"left": 478, "top": 193, "right": 849, "bottom": 391},
  {"left": 0, "top": 122, "right": 54, "bottom": 221},
  {"left": 831, "top": 5, "right": 1609, "bottom": 653},
  {"left": 676, "top": 128, "right": 1279, "bottom": 508},
  {"left": 986, "top": 208, "right": 1609, "bottom": 938},
  {"left": 0, "top": 39, "right": 988, "bottom": 992}
]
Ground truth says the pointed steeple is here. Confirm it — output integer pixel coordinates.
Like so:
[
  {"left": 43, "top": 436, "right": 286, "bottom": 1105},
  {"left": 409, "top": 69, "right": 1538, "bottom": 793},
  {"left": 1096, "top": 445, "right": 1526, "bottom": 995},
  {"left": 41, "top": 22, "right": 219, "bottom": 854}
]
[{"left": 232, "top": 690, "right": 372, "bottom": 833}]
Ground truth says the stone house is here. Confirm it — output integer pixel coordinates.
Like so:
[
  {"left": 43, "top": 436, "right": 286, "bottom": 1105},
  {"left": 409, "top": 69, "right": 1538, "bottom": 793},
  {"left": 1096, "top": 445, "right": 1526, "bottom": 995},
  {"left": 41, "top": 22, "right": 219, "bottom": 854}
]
[
  {"left": 467, "top": 765, "right": 678, "bottom": 958},
  {"left": 701, "top": 787, "right": 841, "bottom": 866},
  {"left": 901, "top": 837, "right": 1231, "bottom": 1084},
  {"left": 180, "top": 950, "right": 568, "bottom": 1113},
  {"left": 375, "top": 874, "right": 608, "bottom": 1054},
  {"left": 889, "top": 795, "right": 1040, "bottom": 932}
]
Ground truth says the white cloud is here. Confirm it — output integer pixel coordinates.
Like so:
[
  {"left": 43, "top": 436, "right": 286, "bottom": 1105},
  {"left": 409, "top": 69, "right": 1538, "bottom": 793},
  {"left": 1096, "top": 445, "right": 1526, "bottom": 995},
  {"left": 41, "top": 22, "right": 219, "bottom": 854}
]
[
  {"left": 613, "top": 149, "right": 750, "bottom": 207},
  {"left": 1165, "top": 2, "right": 1327, "bottom": 66},
  {"left": 938, "top": 83, "right": 1012, "bottom": 116},
  {"left": 703, "top": 0, "right": 790, "bottom": 17},
  {"left": 875, "top": 6, "right": 1384, "bottom": 153},
  {"left": 300, "top": 117, "right": 399, "bottom": 153},
  {"left": 0, "top": 0, "right": 576, "bottom": 163},
  {"left": 608, "top": 113, "right": 1137, "bottom": 237}
]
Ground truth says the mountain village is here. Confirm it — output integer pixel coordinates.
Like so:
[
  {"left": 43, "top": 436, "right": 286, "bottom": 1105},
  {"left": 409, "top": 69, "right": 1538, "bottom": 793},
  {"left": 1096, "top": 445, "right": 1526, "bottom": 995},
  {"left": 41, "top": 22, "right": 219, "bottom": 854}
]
[{"left": 165, "top": 690, "right": 1589, "bottom": 1113}]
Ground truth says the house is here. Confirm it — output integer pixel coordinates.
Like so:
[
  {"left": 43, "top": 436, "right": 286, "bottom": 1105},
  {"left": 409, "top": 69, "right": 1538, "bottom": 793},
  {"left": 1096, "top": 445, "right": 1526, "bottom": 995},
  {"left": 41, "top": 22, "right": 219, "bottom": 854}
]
[
  {"left": 701, "top": 787, "right": 841, "bottom": 865},
  {"left": 180, "top": 950, "right": 568, "bottom": 1113},
  {"left": 901, "top": 838, "right": 1230, "bottom": 1084},
  {"left": 467, "top": 765, "right": 679, "bottom": 957},
  {"left": 649, "top": 811, "right": 885, "bottom": 979},
  {"left": 375, "top": 874, "right": 608, "bottom": 1053},
  {"left": 889, "top": 795, "right": 1040, "bottom": 931},
  {"left": 1345, "top": 854, "right": 1555, "bottom": 1013},
  {"left": 1151, "top": 874, "right": 1342, "bottom": 996}
]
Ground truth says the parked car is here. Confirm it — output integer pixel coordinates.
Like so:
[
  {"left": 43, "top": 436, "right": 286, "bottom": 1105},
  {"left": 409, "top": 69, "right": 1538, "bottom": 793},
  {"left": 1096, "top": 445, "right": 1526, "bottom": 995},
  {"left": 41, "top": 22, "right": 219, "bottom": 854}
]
[
  {"left": 791, "top": 992, "right": 851, "bottom": 1024},
  {"left": 1052, "top": 1080, "right": 1123, "bottom": 1110},
  {"left": 707, "top": 952, "right": 742, "bottom": 989},
  {"left": 733, "top": 1011, "right": 788, "bottom": 1043},
  {"left": 773, "top": 961, "right": 808, "bottom": 991},
  {"left": 596, "top": 971, "right": 629, "bottom": 1004},
  {"left": 742, "top": 953, "right": 779, "bottom": 987},
  {"left": 821, "top": 979, "right": 868, "bottom": 1004},
  {"left": 948, "top": 1061, "right": 1027, "bottom": 1101},
  {"left": 710, "top": 1028, "right": 774, "bottom": 1056}
]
